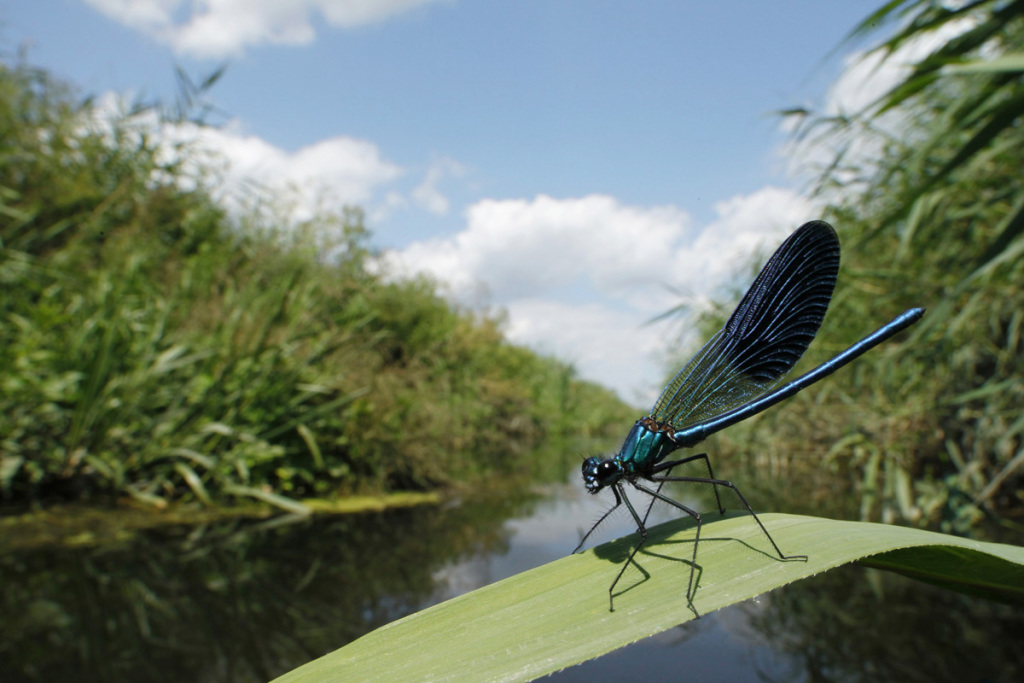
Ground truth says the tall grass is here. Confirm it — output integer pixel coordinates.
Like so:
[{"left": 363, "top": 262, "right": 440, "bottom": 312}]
[
  {"left": 0, "top": 60, "right": 632, "bottom": 509},
  {"left": 701, "top": 0, "right": 1024, "bottom": 533}
]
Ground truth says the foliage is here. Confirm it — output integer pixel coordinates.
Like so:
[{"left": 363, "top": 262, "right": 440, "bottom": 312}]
[
  {"left": 0, "top": 59, "right": 632, "bottom": 508},
  {"left": 710, "top": 0, "right": 1024, "bottom": 533}
]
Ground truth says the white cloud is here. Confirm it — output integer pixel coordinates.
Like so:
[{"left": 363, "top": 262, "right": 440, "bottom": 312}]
[
  {"left": 502, "top": 299, "right": 660, "bottom": 407},
  {"left": 84, "top": 0, "right": 451, "bottom": 57},
  {"left": 84, "top": 0, "right": 179, "bottom": 31},
  {"left": 388, "top": 189, "right": 816, "bottom": 308},
  {"left": 688, "top": 186, "right": 820, "bottom": 292},
  {"left": 782, "top": 16, "right": 977, "bottom": 182},
  {"left": 384, "top": 189, "right": 820, "bottom": 401},
  {"left": 90, "top": 92, "right": 406, "bottom": 221},
  {"left": 412, "top": 157, "right": 466, "bottom": 215},
  {"left": 179, "top": 123, "right": 404, "bottom": 221},
  {"left": 387, "top": 194, "right": 695, "bottom": 307},
  {"left": 826, "top": 17, "right": 976, "bottom": 117}
]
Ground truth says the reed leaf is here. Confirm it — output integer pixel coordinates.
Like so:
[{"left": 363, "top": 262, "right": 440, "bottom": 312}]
[{"left": 272, "top": 513, "right": 1024, "bottom": 683}]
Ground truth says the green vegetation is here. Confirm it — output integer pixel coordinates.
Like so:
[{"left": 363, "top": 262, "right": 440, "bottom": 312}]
[
  {"left": 701, "top": 0, "right": 1024, "bottom": 533},
  {"left": 0, "top": 60, "right": 632, "bottom": 510},
  {"left": 5, "top": 4, "right": 1024, "bottom": 681}
]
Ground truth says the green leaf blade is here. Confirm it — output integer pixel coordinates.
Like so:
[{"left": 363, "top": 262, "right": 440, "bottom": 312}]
[{"left": 272, "top": 514, "right": 1024, "bottom": 683}]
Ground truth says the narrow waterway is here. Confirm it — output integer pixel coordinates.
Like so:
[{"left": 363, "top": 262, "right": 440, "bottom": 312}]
[{"left": 2, "top": 472, "right": 1022, "bottom": 682}]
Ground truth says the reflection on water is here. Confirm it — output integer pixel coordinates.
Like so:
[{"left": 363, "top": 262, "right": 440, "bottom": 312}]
[
  {"left": 2, "top": 466, "right": 1023, "bottom": 683},
  {"left": 0, "top": 496, "right": 534, "bottom": 683}
]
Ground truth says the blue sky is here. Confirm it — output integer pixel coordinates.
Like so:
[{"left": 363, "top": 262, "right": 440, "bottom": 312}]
[{"left": 4, "top": 0, "right": 900, "bottom": 405}]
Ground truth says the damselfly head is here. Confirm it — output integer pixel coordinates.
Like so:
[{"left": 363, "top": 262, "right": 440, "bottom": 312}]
[{"left": 581, "top": 456, "right": 621, "bottom": 493}]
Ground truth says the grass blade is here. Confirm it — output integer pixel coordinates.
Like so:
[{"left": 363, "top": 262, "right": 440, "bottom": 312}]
[{"left": 272, "top": 513, "right": 1024, "bottom": 683}]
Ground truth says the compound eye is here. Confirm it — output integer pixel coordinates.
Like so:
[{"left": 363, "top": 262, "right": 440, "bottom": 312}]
[{"left": 597, "top": 461, "right": 617, "bottom": 481}]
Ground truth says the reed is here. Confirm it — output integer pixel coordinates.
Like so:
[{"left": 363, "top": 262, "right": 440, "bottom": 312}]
[{"left": 0, "top": 61, "right": 632, "bottom": 509}]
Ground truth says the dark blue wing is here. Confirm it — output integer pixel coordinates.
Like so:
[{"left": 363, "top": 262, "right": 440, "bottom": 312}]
[{"left": 650, "top": 220, "right": 840, "bottom": 428}]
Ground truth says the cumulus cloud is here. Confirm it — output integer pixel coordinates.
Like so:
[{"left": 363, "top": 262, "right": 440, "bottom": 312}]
[
  {"left": 782, "top": 16, "right": 977, "bottom": 181},
  {"left": 384, "top": 189, "right": 819, "bottom": 400},
  {"left": 686, "top": 186, "right": 820, "bottom": 293},
  {"left": 386, "top": 194, "right": 694, "bottom": 306},
  {"left": 387, "top": 189, "right": 816, "bottom": 307},
  {"left": 219, "top": 131, "right": 403, "bottom": 213},
  {"left": 825, "top": 16, "right": 976, "bottom": 117},
  {"left": 412, "top": 157, "right": 466, "bottom": 215},
  {"left": 91, "top": 92, "right": 405, "bottom": 221},
  {"left": 84, "top": 0, "right": 451, "bottom": 57},
  {"left": 502, "top": 299, "right": 661, "bottom": 407},
  {"left": 179, "top": 124, "right": 404, "bottom": 221}
]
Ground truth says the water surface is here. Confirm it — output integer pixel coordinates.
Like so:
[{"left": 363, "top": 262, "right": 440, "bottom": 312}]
[{"left": 2, "top": 474, "right": 1021, "bottom": 682}]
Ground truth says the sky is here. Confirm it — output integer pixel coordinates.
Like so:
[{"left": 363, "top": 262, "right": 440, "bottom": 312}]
[{"left": 3, "top": 0, "right": 906, "bottom": 407}]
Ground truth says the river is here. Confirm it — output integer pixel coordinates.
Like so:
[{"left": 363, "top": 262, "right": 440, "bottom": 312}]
[{"left": 2, "top": 471, "right": 1022, "bottom": 682}]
